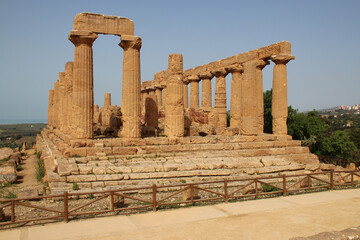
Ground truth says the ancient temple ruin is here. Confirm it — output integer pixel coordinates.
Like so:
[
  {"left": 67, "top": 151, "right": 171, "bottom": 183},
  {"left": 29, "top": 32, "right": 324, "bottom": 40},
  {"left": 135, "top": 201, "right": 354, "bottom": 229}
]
[{"left": 39, "top": 13, "right": 320, "bottom": 193}]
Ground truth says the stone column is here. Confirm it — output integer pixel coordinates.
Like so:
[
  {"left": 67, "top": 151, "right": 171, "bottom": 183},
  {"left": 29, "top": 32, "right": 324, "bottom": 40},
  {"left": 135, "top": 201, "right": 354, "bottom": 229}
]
[
  {"left": 188, "top": 75, "right": 200, "bottom": 109},
  {"left": 69, "top": 31, "right": 98, "bottom": 139},
  {"left": 199, "top": 72, "right": 213, "bottom": 108},
  {"left": 64, "top": 62, "right": 74, "bottom": 135},
  {"left": 164, "top": 54, "right": 184, "bottom": 137},
  {"left": 120, "top": 35, "right": 142, "bottom": 138},
  {"left": 226, "top": 64, "right": 243, "bottom": 129},
  {"left": 241, "top": 60, "right": 259, "bottom": 135},
  {"left": 270, "top": 54, "right": 295, "bottom": 135},
  {"left": 47, "top": 89, "right": 54, "bottom": 128},
  {"left": 211, "top": 68, "right": 228, "bottom": 129},
  {"left": 145, "top": 88, "right": 158, "bottom": 129},
  {"left": 53, "top": 81, "right": 59, "bottom": 129},
  {"left": 256, "top": 60, "right": 270, "bottom": 134},
  {"left": 183, "top": 81, "right": 189, "bottom": 109},
  {"left": 104, "top": 93, "right": 111, "bottom": 106},
  {"left": 58, "top": 72, "right": 65, "bottom": 132},
  {"left": 155, "top": 87, "right": 162, "bottom": 109}
]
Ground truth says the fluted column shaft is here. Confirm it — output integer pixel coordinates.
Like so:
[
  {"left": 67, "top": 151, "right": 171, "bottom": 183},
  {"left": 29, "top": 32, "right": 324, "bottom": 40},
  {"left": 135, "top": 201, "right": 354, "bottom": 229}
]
[
  {"left": 145, "top": 89, "right": 158, "bottom": 128},
  {"left": 183, "top": 83, "right": 188, "bottom": 109},
  {"left": 271, "top": 54, "right": 295, "bottom": 135},
  {"left": 104, "top": 93, "right": 111, "bottom": 106},
  {"left": 53, "top": 81, "right": 59, "bottom": 129},
  {"left": 69, "top": 31, "right": 98, "bottom": 139},
  {"left": 241, "top": 60, "right": 258, "bottom": 135},
  {"left": 227, "top": 65, "right": 243, "bottom": 129},
  {"left": 47, "top": 89, "right": 54, "bottom": 128},
  {"left": 64, "top": 62, "right": 74, "bottom": 135},
  {"left": 256, "top": 60, "right": 270, "bottom": 134},
  {"left": 212, "top": 68, "right": 228, "bottom": 129},
  {"left": 165, "top": 54, "right": 184, "bottom": 137},
  {"left": 58, "top": 72, "right": 65, "bottom": 132},
  {"left": 189, "top": 76, "right": 200, "bottom": 109},
  {"left": 120, "top": 35, "right": 142, "bottom": 138},
  {"left": 155, "top": 87, "right": 163, "bottom": 109},
  {"left": 200, "top": 72, "right": 213, "bottom": 108}
]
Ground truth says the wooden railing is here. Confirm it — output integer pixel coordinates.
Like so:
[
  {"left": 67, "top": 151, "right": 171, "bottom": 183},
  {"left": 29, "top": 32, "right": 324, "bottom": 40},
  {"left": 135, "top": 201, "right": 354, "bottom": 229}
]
[{"left": 0, "top": 170, "right": 359, "bottom": 226}]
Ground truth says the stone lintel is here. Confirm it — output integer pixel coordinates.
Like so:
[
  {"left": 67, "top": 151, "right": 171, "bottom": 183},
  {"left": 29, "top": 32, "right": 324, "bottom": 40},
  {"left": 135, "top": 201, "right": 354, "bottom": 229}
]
[
  {"left": 226, "top": 64, "right": 243, "bottom": 73},
  {"left": 186, "top": 75, "right": 200, "bottom": 82},
  {"left": 199, "top": 71, "right": 213, "bottom": 80},
  {"left": 73, "top": 12, "right": 134, "bottom": 36}
]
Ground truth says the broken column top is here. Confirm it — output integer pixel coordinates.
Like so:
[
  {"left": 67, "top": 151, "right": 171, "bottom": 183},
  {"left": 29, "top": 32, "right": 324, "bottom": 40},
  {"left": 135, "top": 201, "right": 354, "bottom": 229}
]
[{"left": 73, "top": 12, "right": 134, "bottom": 36}]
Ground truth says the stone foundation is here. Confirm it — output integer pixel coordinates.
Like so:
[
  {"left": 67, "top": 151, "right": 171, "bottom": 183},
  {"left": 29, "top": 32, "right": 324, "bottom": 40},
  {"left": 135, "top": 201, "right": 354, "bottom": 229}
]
[{"left": 37, "top": 129, "right": 323, "bottom": 194}]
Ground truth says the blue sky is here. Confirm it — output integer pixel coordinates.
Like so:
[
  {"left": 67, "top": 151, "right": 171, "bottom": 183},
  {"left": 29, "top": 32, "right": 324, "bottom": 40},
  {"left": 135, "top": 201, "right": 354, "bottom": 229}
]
[{"left": 0, "top": 0, "right": 359, "bottom": 123}]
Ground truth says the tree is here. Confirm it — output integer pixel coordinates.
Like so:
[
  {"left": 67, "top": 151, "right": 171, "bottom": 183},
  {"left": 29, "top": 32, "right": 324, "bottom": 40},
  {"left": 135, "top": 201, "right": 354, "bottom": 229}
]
[
  {"left": 318, "top": 131, "right": 357, "bottom": 159},
  {"left": 263, "top": 89, "right": 272, "bottom": 133}
]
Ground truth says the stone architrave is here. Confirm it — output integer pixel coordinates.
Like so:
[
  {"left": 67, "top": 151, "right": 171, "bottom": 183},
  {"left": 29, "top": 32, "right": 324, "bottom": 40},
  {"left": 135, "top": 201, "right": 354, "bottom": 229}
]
[
  {"left": 64, "top": 62, "right": 74, "bottom": 134},
  {"left": 270, "top": 54, "right": 295, "bottom": 135},
  {"left": 188, "top": 75, "right": 200, "bottom": 109},
  {"left": 104, "top": 93, "right": 111, "bottom": 106},
  {"left": 241, "top": 60, "right": 259, "bottom": 135},
  {"left": 164, "top": 54, "right": 184, "bottom": 137},
  {"left": 69, "top": 30, "right": 98, "bottom": 139},
  {"left": 199, "top": 71, "right": 213, "bottom": 108},
  {"left": 226, "top": 64, "right": 243, "bottom": 129},
  {"left": 120, "top": 35, "right": 142, "bottom": 138},
  {"left": 183, "top": 80, "right": 189, "bottom": 109},
  {"left": 256, "top": 60, "right": 270, "bottom": 134},
  {"left": 47, "top": 89, "right": 54, "bottom": 128},
  {"left": 211, "top": 68, "right": 228, "bottom": 129}
]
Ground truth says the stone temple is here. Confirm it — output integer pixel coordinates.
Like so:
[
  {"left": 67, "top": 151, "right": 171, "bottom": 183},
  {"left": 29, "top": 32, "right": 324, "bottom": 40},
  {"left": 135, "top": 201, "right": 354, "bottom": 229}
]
[{"left": 37, "top": 13, "right": 320, "bottom": 193}]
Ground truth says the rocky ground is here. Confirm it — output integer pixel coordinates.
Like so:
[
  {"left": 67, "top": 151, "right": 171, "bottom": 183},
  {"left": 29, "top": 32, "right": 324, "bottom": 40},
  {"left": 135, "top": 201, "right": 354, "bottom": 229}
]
[{"left": 290, "top": 226, "right": 360, "bottom": 240}]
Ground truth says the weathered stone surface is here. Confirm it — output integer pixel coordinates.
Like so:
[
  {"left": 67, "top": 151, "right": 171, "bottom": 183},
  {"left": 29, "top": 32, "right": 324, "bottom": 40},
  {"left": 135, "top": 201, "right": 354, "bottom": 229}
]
[{"left": 0, "top": 148, "right": 13, "bottom": 160}]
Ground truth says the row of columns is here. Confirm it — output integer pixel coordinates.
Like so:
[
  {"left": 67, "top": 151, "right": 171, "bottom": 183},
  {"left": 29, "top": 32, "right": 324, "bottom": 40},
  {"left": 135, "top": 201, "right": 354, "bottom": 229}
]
[
  {"left": 160, "top": 54, "right": 294, "bottom": 136},
  {"left": 48, "top": 31, "right": 142, "bottom": 139}
]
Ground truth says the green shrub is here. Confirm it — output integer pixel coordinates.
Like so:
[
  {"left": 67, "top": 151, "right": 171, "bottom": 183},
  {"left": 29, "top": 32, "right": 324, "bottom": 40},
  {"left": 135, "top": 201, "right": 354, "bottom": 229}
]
[
  {"left": 16, "top": 165, "right": 23, "bottom": 171},
  {"left": 36, "top": 158, "right": 45, "bottom": 182},
  {"left": 72, "top": 182, "right": 79, "bottom": 191},
  {"left": 262, "top": 184, "right": 280, "bottom": 192},
  {"left": 36, "top": 151, "right": 42, "bottom": 159},
  {"left": 4, "top": 191, "right": 17, "bottom": 199}
]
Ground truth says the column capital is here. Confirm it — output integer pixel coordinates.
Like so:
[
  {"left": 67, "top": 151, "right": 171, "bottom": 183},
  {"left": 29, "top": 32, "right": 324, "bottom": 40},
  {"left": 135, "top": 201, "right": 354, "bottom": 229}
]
[
  {"left": 185, "top": 75, "right": 200, "bottom": 83},
  {"left": 211, "top": 68, "right": 228, "bottom": 77},
  {"left": 199, "top": 71, "right": 213, "bottom": 80},
  {"left": 270, "top": 54, "right": 295, "bottom": 65},
  {"left": 255, "top": 59, "right": 270, "bottom": 70},
  {"left": 68, "top": 30, "right": 98, "bottom": 46},
  {"left": 226, "top": 64, "right": 243, "bottom": 73},
  {"left": 119, "top": 35, "right": 142, "bottom": 50}
]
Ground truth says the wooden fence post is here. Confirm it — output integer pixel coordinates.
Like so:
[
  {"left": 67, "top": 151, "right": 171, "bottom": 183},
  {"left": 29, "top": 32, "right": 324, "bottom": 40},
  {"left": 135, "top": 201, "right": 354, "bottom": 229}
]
[
  {"left": 11, "top": 200, "right": 15, "bottom": 222},
  {"left": 110, "top": 191, "right": 114, "bottom": 211},
  {"left": 255, "top": 180, "right": 258, "bottom": 198},
  {"left": 152, "top": 184, "right": 157, "bottom": 212},
  {"left": 224, "top": 179, "right": 228, "bottom": 203},
  {"left": 330, "top": 170, "right": 334, "bottom": 190},
  {"left": 283, "top": 175, "right": 287, "bottom": 197},
  {"left": 64, "top": 191, "right": 69, "bottom": 223}
]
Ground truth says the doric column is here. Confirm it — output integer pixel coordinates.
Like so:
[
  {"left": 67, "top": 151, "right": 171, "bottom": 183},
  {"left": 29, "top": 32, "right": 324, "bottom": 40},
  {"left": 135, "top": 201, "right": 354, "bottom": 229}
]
[
  {"left": 256, "top": 60, "right": 270, "bottom": 134},
  {"left": 226, "top": 64, "right": 243, "bottom": 129},
  {"left": 53, "top": 81, "right": 59, "bottom": 129},
  {"left": 145, "top": 88, "right": 158, "bottom": 129},
  {"left": 119, "top": 35, "right": 142, "bottom": 138},
  {"left": 241, "top": 60, "right": 259, "bottom": 135},
  {"left": 58, "top": 72, "right": 65, "bottom": 132},
  {"left": 270, "top": 54, "right": 295, "bottom": 135},
  {"left": 69, "top": 31, "right": 98, "bottom": 139},
  {"left": 199, "top": 71, "right": 213, "bottom": 108},
  {"left": 104, "top": 93, "right": 111, "bottom": 106},
  {"left": 164, "top": 54, "right": 184, "bottom": 137},
  {"left": 64, "top": 62, "right": 74, "bottom": 135},
  {"left": 47, "top": 89, "right": 54, "bottom": 128},
  {"left": 155, "top": 86, "right": 163, "bottom": 109},
  {"left": 211, "top": 68, "right": 228, "bottom": 129},
  {"left": 183, "top": 80, "right": 189, "bottom": 109},
  {"left": 188, "top": 75, "right": 200, "bottom": 109}
]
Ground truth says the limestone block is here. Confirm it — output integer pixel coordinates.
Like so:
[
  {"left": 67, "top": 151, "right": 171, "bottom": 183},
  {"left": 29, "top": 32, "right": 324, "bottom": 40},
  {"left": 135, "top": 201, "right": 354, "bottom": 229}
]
[
  {"left": 91, "top": 181, "right": 105, "bottom": 188},
  {"left": 130, "top": 165, "right": 156, "bottom": 173},
  {"left": 0, "top": 174, "right": 17, "bottom": 183},
  {"left": 112, "top": 147, "right": 138, "bottom": 155},
  {"left": 66, "top": 175, "right": 97, "bottom": 182},
  {"left": 320, "top": 163, "right": 336, "bottom": 171},
  {"left": 58, "top": 162, "right": 78, "bottom": 176},
  {"left": 79, "top": 165, "right": 93, "bottom": 174},
  {"left": 0, "top": 148, "right": 13, "bottom": 160},
  {"left": 0, "top": 166, "right": 16, "bottom": 175},
  {"left": 182, "top": 187, "right": 200, "bottom": 201},
  {"left": 92, "top": 167, "right": 107, "bottom": 175},
  {"left": 96, "top": 174, "right": 124, "bottom": 181}
]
